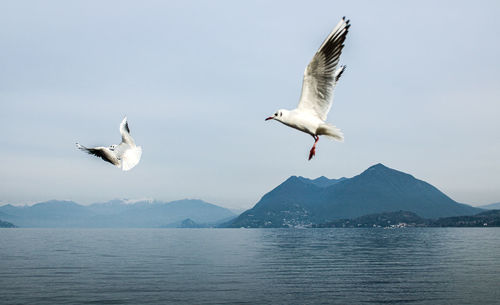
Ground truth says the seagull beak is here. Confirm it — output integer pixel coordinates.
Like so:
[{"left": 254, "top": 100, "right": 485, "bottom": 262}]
[{"left": 265, "top": 116, "right": 274, "bottom": 121}]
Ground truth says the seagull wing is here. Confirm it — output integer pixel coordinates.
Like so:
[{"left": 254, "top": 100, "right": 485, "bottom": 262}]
[
  {"left": 119, "top": 116, "right": 135, "bottom": 146},
  {"left": 297, "top": 17, "right": 350, "bottom": 121},
  {"left": 76, "top": 143, "right": 120, "bottom": 167}
]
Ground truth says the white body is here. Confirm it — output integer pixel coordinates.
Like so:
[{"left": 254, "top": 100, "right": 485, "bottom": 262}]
[{"left": 275, "top": 109, "right": 343, "bottom": 141}]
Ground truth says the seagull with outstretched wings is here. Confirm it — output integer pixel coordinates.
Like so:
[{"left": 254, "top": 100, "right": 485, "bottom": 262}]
[{"left": 76, "top": 117, "right": 142, "bottom": 171}]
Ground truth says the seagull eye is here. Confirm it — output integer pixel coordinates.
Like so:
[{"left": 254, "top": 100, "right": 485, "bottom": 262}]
[{"left": 274, "top": 113, "right": 278, "bottom": 116}]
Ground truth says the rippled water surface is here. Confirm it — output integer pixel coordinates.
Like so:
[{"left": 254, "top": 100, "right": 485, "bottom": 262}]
[{"left": 1, "top": 228, "right": 499, "bottom": 304}]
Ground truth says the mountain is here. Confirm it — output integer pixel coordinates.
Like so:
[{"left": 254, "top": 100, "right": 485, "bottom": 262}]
[
  {"left": 0, "top": 199, "right": 235, "bottom": 228},
  {"left": 0, "top": 219, "right": 17, "bottom": 228},
  {"left": 226, "top": 163, "right": 482, "bottom": 228},
  {"left": 176, "top": 218, "right": 206, "bottom": 228},
  {"left": 479, "top": 202, "right": 500, "bottom": 210}
]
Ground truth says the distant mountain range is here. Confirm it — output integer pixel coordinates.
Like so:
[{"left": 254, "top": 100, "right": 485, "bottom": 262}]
[
  {"left": 225, "top": 163, "right": 483, "bottom": 228},
  {"left": 0, "top": 199, "right": 235, "bottom": 228},
  {"left": 479, "top": 202, "right": 500, "bottom": 210},
  {"left": 1, "top": 163, "right": 492, "bottom": 229}
]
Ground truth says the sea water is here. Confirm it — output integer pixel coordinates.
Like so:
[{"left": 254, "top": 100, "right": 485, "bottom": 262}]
[{"left": 1, "top": 228, "right": 499, "bottom": 304}]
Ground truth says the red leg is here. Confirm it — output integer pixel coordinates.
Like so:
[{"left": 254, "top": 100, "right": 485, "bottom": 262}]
[{"left": 308, "top": 135, "right": 319, "bottom": 160}]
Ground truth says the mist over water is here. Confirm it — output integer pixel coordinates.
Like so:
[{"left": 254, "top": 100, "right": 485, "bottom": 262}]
[{"left": 1, "top": 228, "right": 499, "bottom": 304}]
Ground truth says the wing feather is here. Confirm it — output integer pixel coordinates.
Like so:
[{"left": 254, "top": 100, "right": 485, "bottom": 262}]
[{"left": 297, "top": 17, "right": 350, "bottom": 121}]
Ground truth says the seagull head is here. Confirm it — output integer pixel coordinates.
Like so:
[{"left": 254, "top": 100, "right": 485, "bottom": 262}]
[{"left": 265, "top": 109, "right": 287, "bottom": 122}]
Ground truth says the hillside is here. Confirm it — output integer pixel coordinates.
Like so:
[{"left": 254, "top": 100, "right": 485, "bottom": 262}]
[
  {"left": 316, "top": 210, "right": 500, "bottom": 228},
  {"left": 314, "top": 211, "right": 428, "bottom": 228},
  {"left": 431, "top": 209, "right": 500, "bottom": 227}
]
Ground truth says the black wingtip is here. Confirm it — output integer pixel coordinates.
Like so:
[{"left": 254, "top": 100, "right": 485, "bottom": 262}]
[{"left": 335, "top": 66, "right": 346, "bottom": 82}]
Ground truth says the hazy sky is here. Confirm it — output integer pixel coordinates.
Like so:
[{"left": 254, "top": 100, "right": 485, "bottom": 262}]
[{"left": 1, "top": 0, "right": 499, "bottom": 209}]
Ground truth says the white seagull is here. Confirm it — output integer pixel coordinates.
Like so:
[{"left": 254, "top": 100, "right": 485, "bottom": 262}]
[
  {"left": 266, "top": 17, "right": 350, "bottom": 160},
  {"left": 76, "top": 117, "right": 142, "bottom": 171}
]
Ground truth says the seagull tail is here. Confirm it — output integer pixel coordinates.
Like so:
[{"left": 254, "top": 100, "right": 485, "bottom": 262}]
[
  {"left": 121, "top": 146, "right": 142, "bottom": 171},
  {"left": 317, "top": 123, "right": 344, "bottom": 142}
]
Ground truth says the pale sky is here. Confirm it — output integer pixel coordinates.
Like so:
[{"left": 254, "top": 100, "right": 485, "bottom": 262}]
[{"left": 1, "top": 0, "right": 499, "bottom": 209}]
